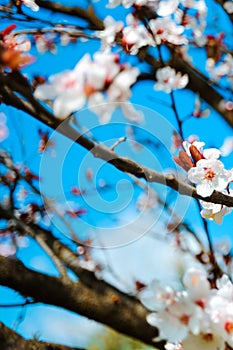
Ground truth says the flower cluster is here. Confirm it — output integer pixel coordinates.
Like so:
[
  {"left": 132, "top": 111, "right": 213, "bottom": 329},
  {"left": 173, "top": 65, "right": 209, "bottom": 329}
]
[
  {"left": 140, "top": 267, "right": 233, "bottom": 350},
  {"left": 0, "top": 24, "right": 33, "bottom": 70},
  {"left": 104, "top": 0, "right": 207, "bottom": 49},
  {"left": 34, "top": 51, "right": 143, "bottom": 123},
  {"left": 174, "top": 140, "right": 232, "bottom": 223},
  {"left": 207, "top": 53, "right": 233, "bottom": 88}
]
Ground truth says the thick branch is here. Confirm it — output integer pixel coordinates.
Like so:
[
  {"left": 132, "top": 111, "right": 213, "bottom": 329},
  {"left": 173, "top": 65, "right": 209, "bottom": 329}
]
[
  {"left": 0, "top": 254, "right": 165, "bottom": 349},
  {"left": 0, "top": 322, "right": 83, "bottom": 350},
  {"left": 35, "top": 0, "right": 104, "bottom": 30}
]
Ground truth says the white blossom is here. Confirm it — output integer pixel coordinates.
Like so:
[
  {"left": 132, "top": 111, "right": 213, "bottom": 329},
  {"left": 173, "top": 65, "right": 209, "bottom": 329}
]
[
  {"left": 122, "top": 15, "right": 154, "bottom": 54},
  {"left": 142, "top": 267, "right": 233, "bottom": 349},
  {"left": 97, "top": 16, "right": 123, "bottom": 48},
  {"left": 22, "top": 0, "right": 39, "bottom": 11},
  {"left": 224, "top": 1, "right": 233, "bottom": 14},
  {"left": 154, "top": 67, "right": 189, "bottom": 93},
  {"left": 34, "top": 51, "right": 141, "bottom": 122},
  {"left": 220, "top": 136, "right": 233, "bottom": 157},
  {"left": 200, "top": 189, "right": 233, "bottom": 224},
  {"left": 149, "top": 18, "right": 187, "bottom": 45},
  {"left": 187, "top": 158, "right": 231, "bottom": 197}
]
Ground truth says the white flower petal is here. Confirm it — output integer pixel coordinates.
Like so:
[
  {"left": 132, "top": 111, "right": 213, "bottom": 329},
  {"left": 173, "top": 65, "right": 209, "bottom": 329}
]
[
  {"left": 53, "top": 91, "right": 85, "bottom": 118},
  {"left": 34, "top": 83, "right": 58, "bottom": 100}
]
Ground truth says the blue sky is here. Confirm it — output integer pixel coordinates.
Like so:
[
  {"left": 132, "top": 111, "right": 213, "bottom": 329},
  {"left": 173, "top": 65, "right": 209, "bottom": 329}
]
[{"left": 0, "top": 0, "right": 233, "bottom": 347}]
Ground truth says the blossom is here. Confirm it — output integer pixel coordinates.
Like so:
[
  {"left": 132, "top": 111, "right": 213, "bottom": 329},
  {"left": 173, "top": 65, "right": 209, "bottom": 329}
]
[
  {"left": 188, "top": 158, "right": 231, "bottom": 197},
  {"left": 4, "top": 34, "right": 31, "bottom": 52},
  {"left": 137, "top": 188, "right": 158, "bottom": 211},
  {"left": 0, "top": 241, "right": 16, "bottom": 257},
  {"left": 220, "top": 136, "right": 233, "bottom": 157},
  {"left": 154, "top": 67, "right": 189, "bottom": 93},
  {"left": 224, "top": 1, "right": 233, "bottom": 14},
  {"left": 200, "top": 190, "right": 233, "bottom": 224},
  {"left": 140, "top": 279, "right": 176, "bottom": 311},
  {"left": 97, "top": 16, "right": 123, "bottom": 48},
  {"left": 183, "top": 267, "right": 210, "bottom": 301},
  {"left": 147, "top": 292, "right": 202, "bottom": 342},
  {"left": 34, "top": 51, "right": 141, "bottom": 122},
  {"left": 142, "top": 266, "right": 233, "bottom": 349},
  {"left": 107, "top": 0, "right": 157, "bottom": 8},
  {"left": 200, "top": 202, "right": 230, "bottom": 224},
  {"left": 206, "top": 54, "right": 233, "bottom": 84},
  {"left": 0, "top": 112, "right": 9, "bottom": 142},
  {"left": 34, "top": 53, "right": 104, "bottom": 117},
  {"left": 122, "top": 15, "right": 154, "bottom": 54},
  {"left": 192, "top": 94, "right": 210, "bottom": 118},
  {"left": 149, "top": 18, "right": 187, "bottom": 45},
  {"left": 156, "top": 0, "right": 179, "bottom": 16},
  {"left": 34, "top": 33, "right": 57, "bottom": 54},
  {"left": 107, "top": 0, "right": 178, "bottom": 13},
  {"left": 21, "top": 0, "right": 39, "bottom": 12}
]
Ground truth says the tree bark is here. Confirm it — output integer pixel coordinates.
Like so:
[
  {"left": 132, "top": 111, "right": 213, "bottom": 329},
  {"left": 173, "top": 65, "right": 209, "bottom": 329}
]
[
  {"left": 0, "top": 255, "right": 165, "bottom": 349},
  {"left": 0, "top": 322, "right": 84, "bottom": 350}
]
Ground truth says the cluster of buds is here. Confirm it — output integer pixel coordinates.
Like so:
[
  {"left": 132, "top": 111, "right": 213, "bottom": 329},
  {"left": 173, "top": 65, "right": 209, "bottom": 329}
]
[
  {"left": 0, "top": 24, "right": 33, "bottom": 70},
  {"left": 174, "top": 140, "right": 233, "bottom": 223}
]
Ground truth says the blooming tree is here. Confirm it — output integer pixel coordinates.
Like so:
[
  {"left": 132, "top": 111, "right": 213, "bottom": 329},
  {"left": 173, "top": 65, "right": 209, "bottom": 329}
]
[{"left": 0, "top": 0, "right": 233, "bottom": 349}]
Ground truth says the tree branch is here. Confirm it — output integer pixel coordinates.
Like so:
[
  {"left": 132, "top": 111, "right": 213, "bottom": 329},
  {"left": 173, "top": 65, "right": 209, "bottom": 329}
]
[
  {"left": 0, "top": 254, "right": 165, "bottom": 349},
  {"left": 35, "top": 0, "right": 104, "bottom": 30},
  {"left": 170, "top": 53, "right": 233, "bottom": 128},
  {"left": 0, "top": 322, "right": 84, "bottom": 350},
  {"left": 0, "top": 80, "right": 232, "bottom": 207}
]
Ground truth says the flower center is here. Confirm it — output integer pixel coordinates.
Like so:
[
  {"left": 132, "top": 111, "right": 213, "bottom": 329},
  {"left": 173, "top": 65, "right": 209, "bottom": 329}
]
[
  {"left": 84, "top": 83, "right": 96, "bottom": 97},
  {"left": 225, "top": 321, "right": 233, "bottom": 334},
  {"left": 156, "top": 28, "right": 164, "bottom": 35},
  {"left": 179, "top": 314, "right": 190, "bottom": 325},
  {"left": 204, "top": 168, "right": 215, "bottom": 181}
]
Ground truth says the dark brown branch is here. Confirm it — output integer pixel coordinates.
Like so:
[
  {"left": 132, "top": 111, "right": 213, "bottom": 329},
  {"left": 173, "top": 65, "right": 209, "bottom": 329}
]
[
  {"left": 0, "top": 79, "right": 233, "bottom": 208},
  {"left": 1, "top": 206, "right": 163, "bottom": 348},
  {"left": 170, "top": 53, "right": 233, "bottom": 129},
  {"left": 35, "top": 0, "right": 104, "bottom": 30},
  {"left": 0, "top": 322, "right": 84, "bottom": 350},
  {"left": 0, "top": 255, "right": 165, "bottom": 349}
]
